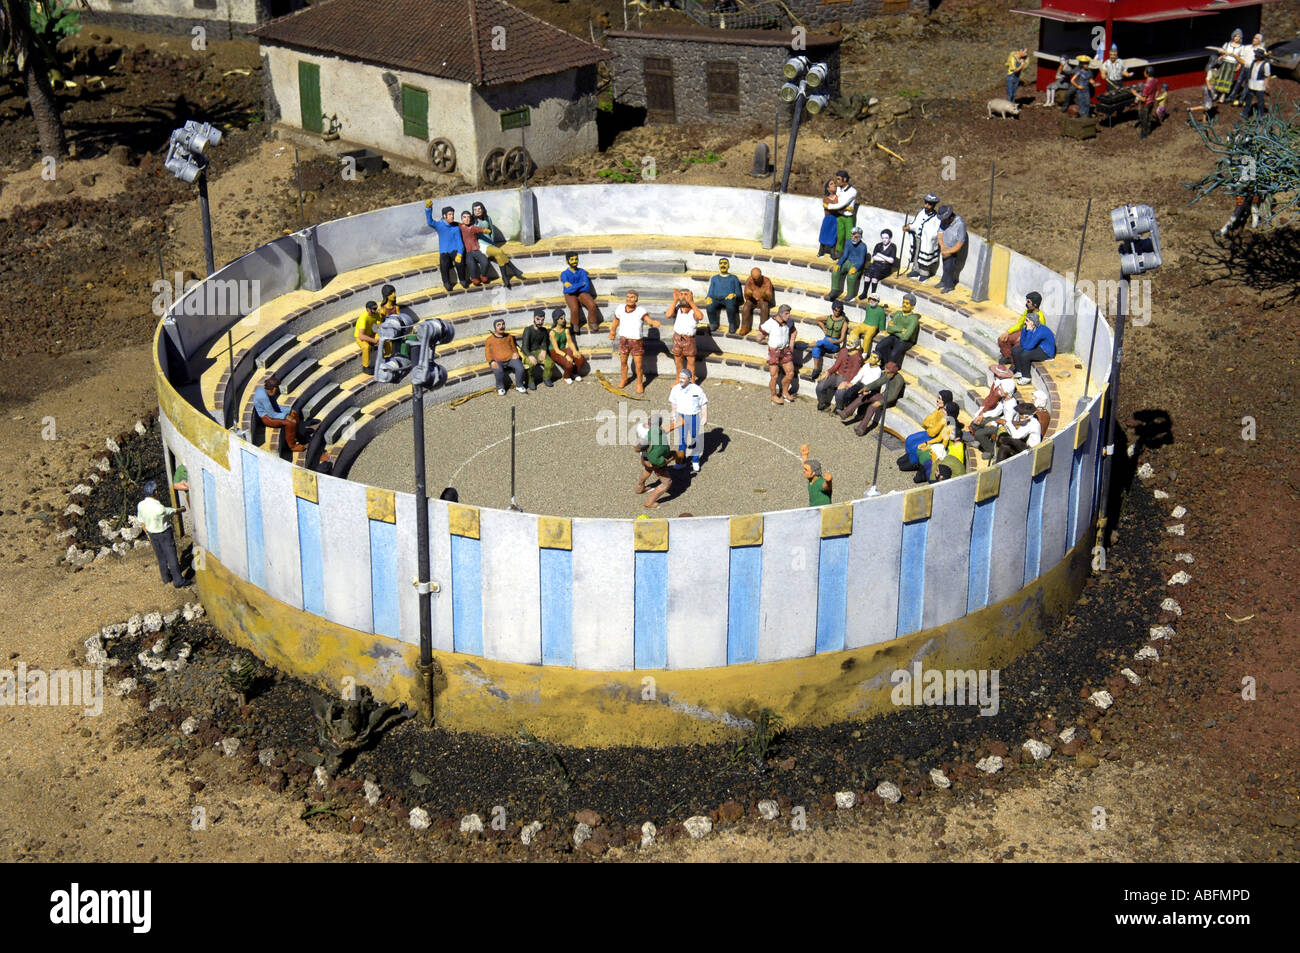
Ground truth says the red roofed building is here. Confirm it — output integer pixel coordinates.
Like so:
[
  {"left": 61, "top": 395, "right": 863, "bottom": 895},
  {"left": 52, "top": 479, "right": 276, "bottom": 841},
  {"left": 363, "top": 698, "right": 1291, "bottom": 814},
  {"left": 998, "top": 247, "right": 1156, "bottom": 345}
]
[
  {"left": 1014, "top": 0, "right": 1276, "bottom": 91},
  {"left": 253, "top": 0, "right": 610, "bottom": 183}
]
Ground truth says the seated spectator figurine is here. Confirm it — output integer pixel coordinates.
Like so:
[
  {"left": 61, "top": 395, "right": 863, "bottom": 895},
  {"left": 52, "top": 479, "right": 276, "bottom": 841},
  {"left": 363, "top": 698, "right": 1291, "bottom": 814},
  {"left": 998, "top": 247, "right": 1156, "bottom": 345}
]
[
  {"left": 1032, "top": 388, "right": 1051, "bottom": 437},
  {"left": 424, "top": 200, "right": 466, "bottom": 292},
  {"left": 874, "top": 292, "right": 920, "bottom": 368},
  {"left": 254, "top": 375, "right": 306, "bottom": 452},
  {"left": 470, "top": 201, "right": 525, "bottom": 288},
  {"left": 995, "top": 401, "right": 1044, "bottom": 461},
  {"left": 703, "top": 258, "right": 743, "bottom": 333},
  {"left": 849, "top": 291, "right": 888, "bottom": 351},
  {"left": 897, "top": 389, "right": 958, "bottom": 471},
  {"left": 741, "top": 267, "right": 775, "bottom": 336},
  {"left": 966, "top": 388, "right": 1017, "bottom": 461},
  {"left": 458, "top": 211, "right": 492, "bottom": 286},
  {"left": 1043, "top": 60, "right": 1072, "bottom": 107},
  {"left": 999, "top": 291, "right": 1045, "bottom": 362},
  {"left": 636, "top": 413, "right": 675, "bottom": 509},
  {"left": 860, "top": 229, "right": 898, "bottom": 301},
  {"left": 800, "top": 444, "right": 833, "bottom": 507},
  {"left": 839, "top": 361, "right": 905, "bottom": 436},
  {"left": 1008, "top": 310, "right": 1056, "bottom": 385},
  {"left": 484, "top": 317, "right": 527, "bottom": 395},
  {"left": 548, "top": 309, "right": 588, "bottom": 383},
  {"left": 520, "top": 309, "right": 557, "bottom": 390},
  {"left": 666, "top": 288, "right": 703, "bottom": 383},
  {"left": 758, "top": 304, "right": 798, "bottom": 405},
  {"left": 975, "top": 364, "right": 1019, "bottom": 420},
  {"left": 609, "top": 290, "right": 661, "bottom": 394},
  {"left": 815, "top": 339, "right": 865, "bottom": 412},
  {"left": 828, "top": 226, "right": 867, "bottom": 301},
  {"left": 561, "top": 252, "right": 599, "bottom": 334},
  {"left": 917, "top": 417, "right": 966, "bottom": 483},
  {"left": 808, "top": 301, "right": 849, "bottom": 380},
  {"left": 355, "top": 299, "right": 383, "bottom": 374},
  {"left": 668, "top": 368, "right": 709, "bottom": 473}
]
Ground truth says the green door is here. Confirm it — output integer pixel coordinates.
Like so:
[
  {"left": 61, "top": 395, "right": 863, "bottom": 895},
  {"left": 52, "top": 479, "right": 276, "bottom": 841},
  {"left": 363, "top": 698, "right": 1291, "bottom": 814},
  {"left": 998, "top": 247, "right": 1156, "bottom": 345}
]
[
  {"left": 298, "top": 61, "right": 322, "bottom": 134},
  {"left": 401, "top": 84, "right": 429, "bottom": 140}
]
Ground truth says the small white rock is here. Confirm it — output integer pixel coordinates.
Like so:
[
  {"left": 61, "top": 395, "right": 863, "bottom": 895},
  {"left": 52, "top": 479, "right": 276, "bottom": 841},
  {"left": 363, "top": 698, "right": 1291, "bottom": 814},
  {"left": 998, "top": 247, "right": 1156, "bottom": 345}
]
[
  {"left": 114, "top": 677, "right": 137, "bottom": 697},
  {"left": 875, "top": 782, "right": 901, "bottom": 803},
  {"left": 683, "top": 815, "right": 713, "bottom": 839},
  {"left": 757, "top": 799, "right": 780, "bottom": 820},
  {"left": 83, "top": 634, "right": 115, "bottom": 670},
  {"left": 1171, "top": 505, "right": 1187, "bottom": 519},
  {"left": 163, "top": 609, "right": 181, "bottom": 626},
  {"left": 1121, "top": 668, "right": 1142, "bottom": 685},
  {"left": 94, "top": 457, "right": 111, "bottom": 473},
  {"left": 573, "top": 821, "right": 593, "bottom": 846},
  {"left": 135, "top": 420, "right": 147, "bottom": 436},
  {"left": 70, "top": 483, "right": 92, "bottom": 496},
  {"left": 1153, "top": 488, "right": 1170, "bottom": 499},
  {"left": 929, "top": 768, "right": 951, "bottom": 789},
  {"left": 640, "top": 821, "right": 657, "bottom": 848},
  {"left": 127, "top": 615, "right": 143, "bottom": 636},
  {"left": 976, "top": 756, "right": 1003, "bottom": 775},
  {"left": 1023, "top": 739, "right": 1052, "bottom": 761},
  {"left": 1166, "top": 523, "right": 1185, "bottom": 536},
  {"left": 1175, "top": 552, "right": 1194, "bottom": 564},
  {"left": 64, "top": 503, "right": 85, "bottom": 516},
  {"left": 364, "top": 780, "right": 382, "bottom": 806},
  {"left": 313, "top": 765, "right": 329, "bottom": 785},
  {"left": 180, "top": 716, "right": 199, "bottom": 736},
  {"left": 258, "top": 748, "right": 275, "bottom": 767},
  {"left": 459, "top": 813, "right": 483, "bottom": 834},
  {"left": 151, "top": 638, "right": 167, "bottom": 656},
  {"left": 148, "top": 696, "right": 167, "bottom": 712},
  {"left": 1135, "top": 646, "right": 1159, "bottom": 662},
  {"left": 835, "top": 790, "right": 857, "bottom": 809},
  {"left": 217, "top": 738, "right": 240, "bottom": 757},
  {"left": 1161, "top": 597, "right": 1182, "bottom": 616},
  {"left": 1089, "top": 690, "right": 1114, "bottom": 709},
  {"left": 133, "top": 539, "right": 149, "bottom": 550},
  {"left": 1058, "top": 726, "right": 1076, "bottom": 745},
  {"left": 111, "top": 541, "right": 130, "bottom": 556},
  {"left": 105, "top": 437, "right": 120, "bottom": 453},
  {"left": 1168, "top": 571, "right": 1191, "bottom": 586},
  {"left": 56, "top": 528, "right": 77, "bottom": 541},
  {"left": 520, "top": 821, "right": 543, "bottom": 846},
  {"left": 94, "top": 547, "right": 111, "bottom": 561},
  {"left": 409, "top": 808, "right": 431, "bottom": 831},
  {"left": 143, "top": 612, "right": 163, "bottom": 634},
  {"left": 1149, "top": 625, "right": 1175, "bottom": 640},
  {"left": 1136, "top": 462, "right": 1154, "bottom": 480}
]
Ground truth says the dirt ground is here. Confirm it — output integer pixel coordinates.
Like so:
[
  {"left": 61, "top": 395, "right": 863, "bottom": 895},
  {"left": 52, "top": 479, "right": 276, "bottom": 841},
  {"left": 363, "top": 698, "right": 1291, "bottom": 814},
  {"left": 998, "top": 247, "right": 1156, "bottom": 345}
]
[{"left": 0, "top": 0, "right": 1297, "bottom": 863}]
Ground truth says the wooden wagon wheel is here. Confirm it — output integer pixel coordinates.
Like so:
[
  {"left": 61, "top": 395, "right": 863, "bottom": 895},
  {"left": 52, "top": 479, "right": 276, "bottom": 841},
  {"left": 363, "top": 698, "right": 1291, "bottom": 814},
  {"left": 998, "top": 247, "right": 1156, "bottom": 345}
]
[
  {"left": 428, "top": 137, "right": 456, "bottom": 173},
  {"left": 481, "top": 148, "right": 506, "bottom": 185},
  {"left": 502, "top": 146, "right": 532, "bottom": 184}
]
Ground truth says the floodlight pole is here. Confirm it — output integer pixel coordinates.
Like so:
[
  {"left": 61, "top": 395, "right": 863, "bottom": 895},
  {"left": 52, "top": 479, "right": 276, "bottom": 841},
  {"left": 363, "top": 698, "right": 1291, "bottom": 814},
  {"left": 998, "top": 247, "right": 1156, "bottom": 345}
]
[
  {"left": 779, "top": 91, "right": 806, "bottom": 195},
  {"left": 198, "top": 172, "right": 215, "bottom": 276},
  {"left": 866, "top": 404, "right": 886, "bottom": 496},
  {"left": 411, "top": 378, "right": 435, "bottom": 724},
  {"left": 1094, "top": 272, "right": 1128, "bottom": 547}
]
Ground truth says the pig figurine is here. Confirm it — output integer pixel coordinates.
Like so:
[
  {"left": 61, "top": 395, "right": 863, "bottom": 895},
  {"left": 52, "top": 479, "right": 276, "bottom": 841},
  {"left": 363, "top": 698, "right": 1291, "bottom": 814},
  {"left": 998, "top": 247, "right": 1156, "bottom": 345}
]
[{"left": 987, "top": 98, "right": 1022, "bottom": 119}]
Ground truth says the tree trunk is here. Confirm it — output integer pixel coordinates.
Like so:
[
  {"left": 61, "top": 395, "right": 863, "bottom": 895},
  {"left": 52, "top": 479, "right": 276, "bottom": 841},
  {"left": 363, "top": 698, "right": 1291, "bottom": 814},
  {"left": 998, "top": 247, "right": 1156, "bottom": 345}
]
[{"left": 23, "top": 41, "right": 66, "bottom": 159}]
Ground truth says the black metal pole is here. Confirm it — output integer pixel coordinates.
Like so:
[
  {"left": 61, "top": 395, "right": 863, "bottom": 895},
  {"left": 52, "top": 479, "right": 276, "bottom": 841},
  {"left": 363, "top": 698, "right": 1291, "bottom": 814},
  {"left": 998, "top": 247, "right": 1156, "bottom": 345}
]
[
  {"left": 870, "top": 402, "right": 886, "bottom": 490},
  {"left": 157, "top": 243, "right": 165, "bottom": 284},
  {"left": 412, "top": 379, "right": 434, "bottom": 724},
  {"left": 1094, "top": 274, "right": 1128, "bottom": 545},
  {"left": 897, "top": 212, "right": 910, "bottom": 276},
  {"left": 198, "top": 172, "right": 215, "bottom": 276},
  {"left": 509, "top": 404, "right": 519, "bottom": 509},
  {"left": 1082, "top": 302, "right": 1101, "bottom": 397},
  {"left": 521, "top": 123, "right": 528, "bottom": 191},
  {"left": 772, "top": 100, "right": 778, "bottom": 191},
  {"left": 295, "top": 146, "right": 305, "bottom": 228},
  {"left": 779, "top": 93, "right": 805, "bottom": 195}
]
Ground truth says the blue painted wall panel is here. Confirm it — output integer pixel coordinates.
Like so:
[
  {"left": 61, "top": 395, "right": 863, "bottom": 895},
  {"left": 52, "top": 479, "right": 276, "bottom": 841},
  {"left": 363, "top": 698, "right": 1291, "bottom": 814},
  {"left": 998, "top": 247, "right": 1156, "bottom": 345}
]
[
  {"left": 815, "top": 536, "right": 850, "bottom": 653},
  {"left": 540, "top": 547, "right": 574, "bottom": 666},
  {"left": 1024, "top": 471, "right": 1047, "bottom": 584},
  {"left": 967, "top": 498, "right": 996, "bottom": 613},
  {"left": 296, "top": 497, "right": 324, "bottom": 615},
  {"left": 450, "top": 534, "right": 483, "bottom": 656},
  {"left": 727, "top": 546, "right": 762, "bottom": 664},
  {"left": 369, "top": 519, "right": 399, "bottom": 639},
  {"left": 1068, "top": 447, "right": 1084, "bottom": 550},
  {"left": 634, "top": 550, "right": 668, "bottom": 669},
  {"left": 897, "top": 519, "right": 928, "bottom": 636},
  {"left": 202, "top": 467, "right": 220, "bottom": 562},
  {"left": 240, "top": 450, "right": 265, "bottom": 589}
]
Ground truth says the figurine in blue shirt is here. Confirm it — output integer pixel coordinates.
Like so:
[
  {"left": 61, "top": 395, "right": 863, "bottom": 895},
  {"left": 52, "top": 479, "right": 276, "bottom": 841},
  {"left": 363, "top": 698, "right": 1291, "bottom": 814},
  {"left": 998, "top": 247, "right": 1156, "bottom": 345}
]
[
  {"left": 561, "top": 252, "right": 599, "bottom": 333},
  {"left": 702, "top": 258, "right": 743, "bottom": 333},
  {"left": 1009, "top": 312, "right": 1057, "bottom": 385},
  {"left": 827, "top": 226, "right": 868, "bottom": 301},
  {"left": 424, "top": 200, "right": 466, "bottom": 292},
  {"left": 252, "top": 375, "right": 306, "bottom": 452}
]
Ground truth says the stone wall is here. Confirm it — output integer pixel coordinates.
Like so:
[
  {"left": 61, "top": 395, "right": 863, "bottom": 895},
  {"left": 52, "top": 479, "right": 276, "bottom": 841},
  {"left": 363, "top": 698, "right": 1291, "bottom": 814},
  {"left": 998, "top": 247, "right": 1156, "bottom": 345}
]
[{"left": 783, "top": 0, "right": 929, "bottom": 30}]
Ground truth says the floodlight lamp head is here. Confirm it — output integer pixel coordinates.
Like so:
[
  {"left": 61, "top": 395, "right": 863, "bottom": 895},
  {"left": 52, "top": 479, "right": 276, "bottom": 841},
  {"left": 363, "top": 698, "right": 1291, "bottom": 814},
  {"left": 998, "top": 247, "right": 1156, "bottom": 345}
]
[
  {"left": 804, "top": 62, "right": 829, "bottom": 89},
  {"left": 1111, "top": 204, "right": 1162, "bottom": 275},
  {"left": 779, "top": 81, "right": 801, "bottom": 103},
  {"left": 164, "top": 145, "right": 202, "bottom": 184},
  {"left": 806, "top": 92, "right": 831, "bottom": 115},
  {"left": 783, "top": 55, "right": 809, "bottom": 80}
]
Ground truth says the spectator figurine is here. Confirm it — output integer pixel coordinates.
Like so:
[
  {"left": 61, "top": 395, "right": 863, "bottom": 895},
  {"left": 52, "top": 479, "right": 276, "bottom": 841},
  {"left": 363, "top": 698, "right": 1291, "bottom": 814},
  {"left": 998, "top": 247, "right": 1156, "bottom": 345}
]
[
  {"left": 1070, "top": 55, "right": 1096, "bottom": 117},
  {"left": 470, "top": 201, "right": 525, "bottom": 288},
  {"left": 921, "top": 418, "right": 966, "bottom": 483},
  {"left": 839, "top": 360, "right": 904, "bottom": 436},
  {"left": 808, "top": 300, "right": 849, "bottom": 380},
  {"left": 828, "top": 225, "right": 867, "bottom": 301},
  {"left": 800, "top": 444, "right": 833, "bottom": 507},
  {"left": 1006, "top": 47, "right": 1030, "bottom": 102},
  {"left": 995, "top": 400, "right": 1044, "bottom": 462},
  {"left": 458, "top": 211, "right": 492, "bottom": 286},
  {"left": 815, "top": 338, "right": 865, "bottom": 413},
  {"left": 1007, "top": 310, "right": 1056, "bottom": 385},
  {"left": 935, "top": 204, "right": 966, "bottom": 294},
  {"left": 1228, "top": 32, "right": 1261, "bottom": 106},
  {"left": 254, "top": 375, "right": 306, "bottom": 452},
  {"left": 897, "top": 389, "right": 959, "bottom": 472},
  {"left": 1042, "top": 59, "right": 1072, "bottom": 107},
  {"left": 849, "top": 290, "right": 888, "bottom": 352},
  {"left": 137, "top": 478, "right": 190, "bottom": 588},
  {"left": 1155, "top": 83, "right": 1170, "bottom": 123},
  {"left": 1135, "top": 66, "right": 1159, "bottom": 139},
  {"left": 484, "top": 317, "right": 527, "bottom": 395},
  {"left": 1212, "top": 30, "right": 1244, "bottom": 103},
  {"left": 740, "top": 267, "right": 775, "bottom": 336},
  {"left": 999, "top": 291, "right": 1045, "bottom": 363},
  {"left": 378, "top": 283, "right": 399, "bottom": 319},
  {"left": 610, "top": 290, "right": 661, "bottom": 394},
  {"left": 703, "top": 258, "right": 743, "bottom": 333},
  {"left": 860, "top": 228, "right": 898, "bottom": 301},
  {"left": 548, "top": 309, "right": 588, "bottom": 383},
  {"left": 666, "top": 288, "right": 703, "bottom": 383},
  {"left": 826, "top": 170, "right": 859, "bottom": 256},
  {"left": 355, "top": 299, "right": 382, "bottom": 374},
  {"left": 1101, "top": 44, "right": 1132, "bottom": 94},
  {"left": 965, "top": 377, "right": 1018, "bottom": 461},
  {"left": 904, "top": 193, "right": 942, "bottom": 280},
  {"left": 1032, "top": 388, "right": 1052, "bottom": 438},
  {"left": 424, "top": 200, "right": 466, "bottom": 292},
  {"left": 817, "top": 177, "right": 840, "bottom": 257},
  {"left": 874, "top": 292, "right": 920, "bottom": 368},
  {"left": 1188, "top": 66, "right": 1218, "bottom": 119},
  {"left": 1242, "top": 37, "right": 1272, "bottom": 117},
  {"left": 668, "top": 368, "right": 709, "bottom": 473},
  {"left": 520, "top": 309, "right": 556, "bottom": 390},
  {"left": 636, "top": 413, "right": 675, "bottom": 509},
  {"left": 758, "top": 304, "right": 798, "bottom": 405},
  {"left": 561, "top": 252, "right": 599, "bottom": 334}
]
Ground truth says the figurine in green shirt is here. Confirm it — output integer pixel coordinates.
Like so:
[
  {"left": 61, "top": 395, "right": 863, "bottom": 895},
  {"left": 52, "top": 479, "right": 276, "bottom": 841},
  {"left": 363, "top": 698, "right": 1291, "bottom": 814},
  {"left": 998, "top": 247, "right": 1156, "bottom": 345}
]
[
  {"left": 874, "top": 292, "right": 920, "bottom": 368},
  {"left": 800, "top": 444, "right": 833, "bottom": 506}
]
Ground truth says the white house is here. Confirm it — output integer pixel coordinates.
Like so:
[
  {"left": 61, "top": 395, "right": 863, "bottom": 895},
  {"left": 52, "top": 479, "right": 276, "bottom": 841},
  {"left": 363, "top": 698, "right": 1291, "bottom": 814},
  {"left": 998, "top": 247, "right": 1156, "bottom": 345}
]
[
  {"left": 81, "top": 0, "right": 304, "bottom": 41},
  {"left": 252, "top": 0, "right": 609, "bottom": 185}
]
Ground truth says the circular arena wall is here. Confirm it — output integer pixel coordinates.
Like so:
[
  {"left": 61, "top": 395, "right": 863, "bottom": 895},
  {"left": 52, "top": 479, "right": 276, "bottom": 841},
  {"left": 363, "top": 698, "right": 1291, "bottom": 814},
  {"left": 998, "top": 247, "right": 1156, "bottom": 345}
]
[{"left": 154, "top": 184, "right": 1114, "bottom": 746}]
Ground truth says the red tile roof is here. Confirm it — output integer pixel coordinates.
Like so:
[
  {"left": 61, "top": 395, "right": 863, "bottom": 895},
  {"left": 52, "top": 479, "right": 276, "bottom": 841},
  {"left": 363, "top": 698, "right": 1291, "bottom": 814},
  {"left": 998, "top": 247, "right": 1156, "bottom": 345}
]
[{"left": 252, "top": 0, "right": 610, "bottom": 86}]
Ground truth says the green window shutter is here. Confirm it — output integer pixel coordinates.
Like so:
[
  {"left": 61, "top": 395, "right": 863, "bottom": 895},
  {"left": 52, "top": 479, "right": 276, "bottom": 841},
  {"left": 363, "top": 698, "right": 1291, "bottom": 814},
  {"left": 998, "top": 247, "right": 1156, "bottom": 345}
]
[
  {"left": 298, "top": 61, "right": 322, "bottom": 134},
  {"left": 402, "top": 84, "right": 429, "bottom": 140}
]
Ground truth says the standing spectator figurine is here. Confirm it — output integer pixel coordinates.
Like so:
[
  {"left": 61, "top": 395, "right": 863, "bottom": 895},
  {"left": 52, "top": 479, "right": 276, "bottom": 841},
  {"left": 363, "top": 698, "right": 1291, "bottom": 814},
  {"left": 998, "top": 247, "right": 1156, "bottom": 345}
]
[
  {"left": 815, "top": 339, "right": 865, "bottom": 412},
  {"left": 137, "top": 479, "right": 190, "bottom": 589},
  {"left": 838, "top": 361, "right": 904, "bottom": 437},
  {"left": 999, "top": 291, "right": 1045, "bottom": 363},
  {"left": 1242, "top": 38, "right": 1272, "bottom": 117},
  {"left": 1043, "top": 59, "right": 1073, "bottom": 107},
  {"left": 1070, "top": 55, "right": 1096, "bottom": 117},
  {"left": 470, "top": 201, "right": 525, "bottom": 288},
  {"left": 808, "top": 300, "right": 849, "bottom": 380},
  {"left": 827, "top": 226, "right": 867, "bottom": 301},
  {"left": 1228, "top": 32, "right": 1261, "bottom": 106},
  {"left": 561, "top": 252, "right": 599, "bottom": 334},
  {"left": 253, "top": 375, "right": 306, "bottom": 452},
  {"left": 1212, "top": 30, "right": 1245, "bottom": 103},
  {"left": 666, "top": 289, "right": 703, "bottom": 383},
  {"left": 610, "top": 290, "right": 661, "bottom": 393},
  {"left": 904, "top": 193, "right": 942, "bottom": 280},
  {"left": 799, "top": 444, "right": 833, "bottom": 507},
  {"left": 668, "top": 369, "right": 709, "bottom": 473},
  {"left": 1101, "top": 45, "right": 1132, "bottom": 94},
  {"left": 1155, "top": 83, "right": 1170, "bottom": 123},
  {"left": 355, "top": 300, "right": 382, "bottom": 374},
  {"left": 935, "top": 204, "right": 966, "bottom": 294},
  {"left": 1135, "top": 66, "right": 1159, "bottom": 139},
  {"left": 637, "top": 413, "right": 675, "bottom": 509},
  {"left": 817, "top": 178, "right": 840, "bottom": 257},
  {"left": 849, "top": 291, "right": 888, "bottom": 352},
  {"left": 860, "top": 229, "right": 898, "bottom": 301},
  {"left": 827, "top": 170, "right": 859, "bottom": 256},
  {"left": 520, "top": 309, "right": 556, "bottom": 390},
  {"left": 703, "top": 258, "right": 743, "bottom": 333},
  {"left": 548, "top": 310, "right": 588, "bottom": 384},
  {"left": 740, "top": 267, "right": 775, "bottom": 336},
  {"left": 424, "top": 200, "right": 466, "bottom": 292},
  {"left": 1006, "top": 310, "right": 1056, "bottom": 385},
  {"left": 484, "top": 317, "right": 527, "bottom": 395},
  {"left": 995, "top": 401, "right": 1044, "bottom": 462},
  {"left": 758, "top": 304, "right": 798, "bottom": 405},
  {"left": 875, "top": 292, "right": 920, "bottom": 368},
  {"left": 1006, "top": 47, "right": 1030, "bottom": 102},
  {"left": 458, "top": 211, "right": 492, "bottom": 286}
]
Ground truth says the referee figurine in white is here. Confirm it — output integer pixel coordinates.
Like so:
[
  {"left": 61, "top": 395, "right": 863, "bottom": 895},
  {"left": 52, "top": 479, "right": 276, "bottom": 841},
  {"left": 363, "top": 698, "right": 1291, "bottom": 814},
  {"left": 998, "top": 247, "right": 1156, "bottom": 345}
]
[
  {"left": 137, "top": 476, "right": 191, "bottom": 588},
  {"left": 668, "top": 369, "right": 709, "bottom": 473}
]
